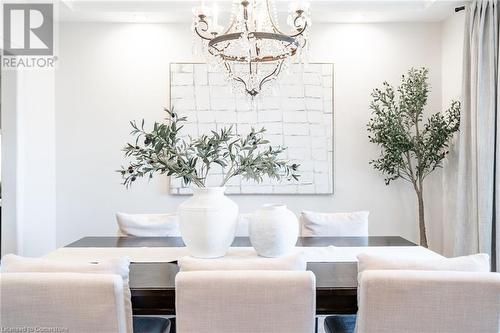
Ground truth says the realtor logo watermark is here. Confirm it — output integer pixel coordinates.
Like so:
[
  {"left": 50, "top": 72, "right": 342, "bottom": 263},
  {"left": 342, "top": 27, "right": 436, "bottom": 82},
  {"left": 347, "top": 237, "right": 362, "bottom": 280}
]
[{"left": 2, "top": 3, "right": 57, "bottom": 69}]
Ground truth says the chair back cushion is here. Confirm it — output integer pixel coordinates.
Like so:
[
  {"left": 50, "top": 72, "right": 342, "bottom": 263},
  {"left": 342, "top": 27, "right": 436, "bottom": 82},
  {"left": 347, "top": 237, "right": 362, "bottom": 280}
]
[
  {"left": 1, "top": 255, "right": 132, "bottom": 333},
  {"left": 356, "top": 270, "right": 500, "bottom": 333},
  {"left": 175, "top": 270, "right": 316, "bottom": 333},
  {"left": 357, "top": 253, "right": 491, "bottom": 275},
  {"left": 178, "top": 252, "right": 306, "bottom": 271},
  {"left": 300, "top": 211, "right": 369, "bottom": 237},
  {"left": 116, "top": 212, "right": 180, "bottom": 237},
  {"left": 0, "top": 272, "right": 128, "bottom": 333}
]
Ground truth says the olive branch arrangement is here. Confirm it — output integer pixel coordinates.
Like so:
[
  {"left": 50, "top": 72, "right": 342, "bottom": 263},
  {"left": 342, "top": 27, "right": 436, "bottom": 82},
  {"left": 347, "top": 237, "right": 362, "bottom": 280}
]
[
  {"left": 367, "top": 67, "right": 460, "bottom": 247},
  {"left": 119, "top": 109, "right": 300, "bottom": 188}
]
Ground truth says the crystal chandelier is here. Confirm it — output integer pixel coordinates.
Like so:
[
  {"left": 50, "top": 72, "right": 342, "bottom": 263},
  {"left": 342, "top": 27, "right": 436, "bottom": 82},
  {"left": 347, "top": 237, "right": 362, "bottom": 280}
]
[{"left": 192, "top": 0, "right": 311, "bottom": 98}]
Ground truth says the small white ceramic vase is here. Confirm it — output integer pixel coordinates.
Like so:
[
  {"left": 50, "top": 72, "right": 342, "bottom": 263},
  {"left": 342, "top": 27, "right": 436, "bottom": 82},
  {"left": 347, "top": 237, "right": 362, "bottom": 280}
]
[
  {"left": 249, "top": 204, "right": 299, "bottom": 257},
  {"left": 178, "top": 187, "right": 238, "bottom": 258}
]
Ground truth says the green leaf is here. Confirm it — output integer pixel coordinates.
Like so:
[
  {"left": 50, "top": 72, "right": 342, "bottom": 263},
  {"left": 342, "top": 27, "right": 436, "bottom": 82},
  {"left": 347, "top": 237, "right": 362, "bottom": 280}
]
[
  {"left": 367, "top": 67, "right": 460, "bottom": 186},
  {"left": 118, "top": 108, "right": 301, "bottom": 188}
]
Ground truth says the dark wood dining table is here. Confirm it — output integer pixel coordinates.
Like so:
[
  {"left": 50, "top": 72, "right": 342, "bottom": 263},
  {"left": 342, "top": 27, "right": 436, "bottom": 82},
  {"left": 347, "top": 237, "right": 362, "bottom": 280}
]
[{"left": 66, "top": 236, "right": 416, "bottom": 315}]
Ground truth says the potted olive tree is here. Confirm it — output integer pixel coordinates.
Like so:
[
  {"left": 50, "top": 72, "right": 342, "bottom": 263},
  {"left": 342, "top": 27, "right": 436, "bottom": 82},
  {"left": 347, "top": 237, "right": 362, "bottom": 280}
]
[
  {"left": 119, "top": 109, "right": 299, "bottom": 257},
  {"left": 367, "top": 68, "right": 460, "bottom": 247}
]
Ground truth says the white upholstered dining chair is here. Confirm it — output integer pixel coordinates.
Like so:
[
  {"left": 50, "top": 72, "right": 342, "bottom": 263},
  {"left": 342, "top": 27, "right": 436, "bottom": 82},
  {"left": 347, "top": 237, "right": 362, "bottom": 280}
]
[
  {"left": 116, "top": 212, "right": 181, "bottom": 237},
  {"left": 116, "top": 212, "right": 250, "bottom": 237},
  {"left": 325, "top": 270, "right": 500, "bottom": 333},
  {"left": 299, "top": 210, "right": 368, "bottom": 332},
  {"left": 175, "top": 270, "right": 316, "bottom": 333},
  {"left": 300, "top": 211, "right": 369, "bottom": 237},
  {"left": 0, "top": 272, "right": 131, "bottom": 333},
  {"left": 0, "top": 255, "right": 171, "bottom": 333}
]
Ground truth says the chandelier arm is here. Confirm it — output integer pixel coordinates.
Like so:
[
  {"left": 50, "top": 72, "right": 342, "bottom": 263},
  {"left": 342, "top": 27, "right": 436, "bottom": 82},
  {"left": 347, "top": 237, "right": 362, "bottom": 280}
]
[
  {"left": 208, "top": 38, "right": 237, "bottom": 56},
  {"left": 209, "top": 44, "right": 223, "bottom": 54},
  {"left": 289, "top": 20, "right": 308, "bottom": 38},
  {"left": 232, "top": 73, "right": 252, "bottom": 94},
  {"left": 266, "top": 0, "right": 286, "bottom": 35},
  {"left": 194, "top": 28, "right": 213, "bottom": 41},
  {"left": 224, "top": 61, "right": 255, "bottom": 96},
  {"left": 258, "top": 60, "right": 283, "bottom": 91},
  {"left": 194, "top": 19, "right": 214, "bottom": 41},
  {"left": 216, "top": 41, "right": 232, "bottom": 54}
]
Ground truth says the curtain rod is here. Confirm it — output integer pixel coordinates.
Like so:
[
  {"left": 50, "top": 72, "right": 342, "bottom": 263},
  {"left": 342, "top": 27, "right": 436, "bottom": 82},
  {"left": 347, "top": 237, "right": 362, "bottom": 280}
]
[{"left": 455, "top": 5, "right": 465, "bottom": 12}]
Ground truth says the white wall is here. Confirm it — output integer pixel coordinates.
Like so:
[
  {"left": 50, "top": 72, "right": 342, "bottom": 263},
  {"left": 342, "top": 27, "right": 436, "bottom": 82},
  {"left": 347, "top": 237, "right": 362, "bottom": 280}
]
[
  {"left": 310, "top": 23, "right": 445, "bottom": 252},
  {"left": 19, "top": 71, "right": 57, "bottom": 256},
  {"left": 1, "top": 70, "right": 19, "bottom": 256},
  {"left": 1, "top": 69, "right": 57, "bottom": 257},
  {"left": 54, "top": 21, "right": 451, "bottom": 251}
]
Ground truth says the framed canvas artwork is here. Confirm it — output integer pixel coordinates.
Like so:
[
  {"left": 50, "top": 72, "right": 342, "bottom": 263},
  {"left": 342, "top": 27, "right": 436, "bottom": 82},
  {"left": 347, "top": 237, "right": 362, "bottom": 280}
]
[{"left": 169, "top": 62, "right": 334, "bottom": 195}]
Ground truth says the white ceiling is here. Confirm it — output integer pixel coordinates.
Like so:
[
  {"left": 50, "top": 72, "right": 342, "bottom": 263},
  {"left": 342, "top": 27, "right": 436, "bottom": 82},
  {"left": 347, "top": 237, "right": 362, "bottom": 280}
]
[{"left": 58, "top": 0, "right": 467, "bottom": 24}]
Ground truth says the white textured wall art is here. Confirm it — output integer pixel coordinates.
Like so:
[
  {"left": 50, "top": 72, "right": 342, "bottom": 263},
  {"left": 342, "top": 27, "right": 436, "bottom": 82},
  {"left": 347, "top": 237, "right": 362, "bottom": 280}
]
[{"left": 169, "top": 62, "right": 334, "bottom": 195}]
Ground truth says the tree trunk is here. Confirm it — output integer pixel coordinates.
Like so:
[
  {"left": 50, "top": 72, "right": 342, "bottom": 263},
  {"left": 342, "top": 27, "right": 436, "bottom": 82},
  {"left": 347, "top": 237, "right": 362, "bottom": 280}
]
[{"left": 417, "top": 190, "right": 428, "bottom": 247}]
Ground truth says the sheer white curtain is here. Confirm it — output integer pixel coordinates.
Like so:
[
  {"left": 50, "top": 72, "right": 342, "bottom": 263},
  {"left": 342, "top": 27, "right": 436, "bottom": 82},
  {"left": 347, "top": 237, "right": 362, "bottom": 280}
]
[{"left": 446, "top": 0, "right": 499, "bottom": 271}]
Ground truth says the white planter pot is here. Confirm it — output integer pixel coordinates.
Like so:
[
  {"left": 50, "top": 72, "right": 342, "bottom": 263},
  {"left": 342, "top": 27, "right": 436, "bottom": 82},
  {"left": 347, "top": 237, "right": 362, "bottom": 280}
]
[
  {"left": 249, "top": 204, "right": 299, "bottom": 257},
  {"left": 178, "top": 187, "right": 238, "bottom": 258}
]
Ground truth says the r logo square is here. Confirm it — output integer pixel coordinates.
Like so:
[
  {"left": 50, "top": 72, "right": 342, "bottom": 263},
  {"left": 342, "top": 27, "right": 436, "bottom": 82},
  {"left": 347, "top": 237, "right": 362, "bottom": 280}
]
[{"left": 3, "top": 3, "right": 53, "bottom": 56}]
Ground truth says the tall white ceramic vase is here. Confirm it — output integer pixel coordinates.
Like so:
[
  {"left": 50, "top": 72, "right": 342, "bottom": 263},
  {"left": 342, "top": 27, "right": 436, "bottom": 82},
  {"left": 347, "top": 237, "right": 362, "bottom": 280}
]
[
  {"left": 178, "top": 187, "right": 238, "bottom": 258},
  {"left": 249, "top": 204, "right": 299, "bottom": 257}
]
